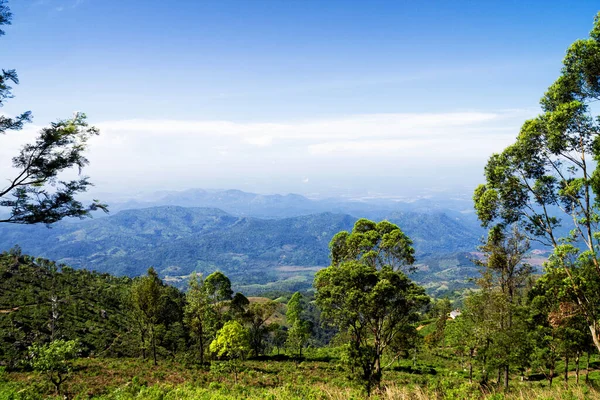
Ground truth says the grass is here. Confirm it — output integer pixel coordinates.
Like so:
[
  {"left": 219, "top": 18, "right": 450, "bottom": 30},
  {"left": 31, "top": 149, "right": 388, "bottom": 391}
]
[{"left": 2, "top": 351, "right": 600, "bottom": 400}]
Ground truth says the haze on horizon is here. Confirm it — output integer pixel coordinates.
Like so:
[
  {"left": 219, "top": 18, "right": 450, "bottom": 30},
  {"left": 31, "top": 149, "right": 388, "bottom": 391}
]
[{"left": 2, "top": 0, "right": 599, "bottom": 199}]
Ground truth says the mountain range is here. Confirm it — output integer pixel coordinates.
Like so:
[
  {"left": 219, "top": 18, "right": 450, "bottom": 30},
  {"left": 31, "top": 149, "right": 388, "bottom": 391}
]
[{"left": 0, "top": 188, "right": 487, "bottom": 296}]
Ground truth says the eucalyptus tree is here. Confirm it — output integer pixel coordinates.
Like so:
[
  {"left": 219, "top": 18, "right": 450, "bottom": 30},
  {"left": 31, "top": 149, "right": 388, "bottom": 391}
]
[
  {"left": 329, "top": 218, "right": 415, "bottom": 271},
  {"left": 0, "top": 0, "right": 106, "bottom": 224},
  {"left": 130, "top": 268, "right": 165, "bottom": 365},
  {"left": 473, "top": 12, "right": 600, "bottom": 353},
  {"left": 246, "top": 300, "right": 277, "bottom": 357},
  {"left": 315, "top": 219, "right": 429, "bottom": 394},
  {"left": 184, "top": 274, "right": 217, "bottom": 365},
  {"left": 285, "top": 292, "right": 311, "bottom": 358}
]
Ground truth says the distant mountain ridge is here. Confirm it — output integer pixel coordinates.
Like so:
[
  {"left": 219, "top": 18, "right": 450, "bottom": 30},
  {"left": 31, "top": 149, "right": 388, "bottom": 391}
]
[
  {"left": 99, "top": 188, "right": 480, "bottom": 222},
  {"left": 0, "top": 206, "right": 482, "bottom": 290}
]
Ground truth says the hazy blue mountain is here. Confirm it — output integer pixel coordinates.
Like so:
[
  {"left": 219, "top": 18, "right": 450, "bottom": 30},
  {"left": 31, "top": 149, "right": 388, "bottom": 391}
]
[
  {"left": 0, "top": 206, "right": 483, "bottom": 294},
  {"left": 95, "top": 188, "right": 479, "bottom": 222}
]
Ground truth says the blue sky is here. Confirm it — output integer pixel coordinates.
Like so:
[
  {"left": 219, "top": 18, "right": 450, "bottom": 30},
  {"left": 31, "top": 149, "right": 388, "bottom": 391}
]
[{"left": 2, "top": 1, "right": 600, "bottom": 198}]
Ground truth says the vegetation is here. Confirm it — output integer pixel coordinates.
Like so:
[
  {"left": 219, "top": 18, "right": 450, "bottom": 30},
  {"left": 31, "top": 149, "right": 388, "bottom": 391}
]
[
  {"left": 3, "top": 1, "right": 600, "bottom": 399},
  {"left": 0, "top": 0, "right": 106, "bottom": 225},
  {"left": 29, "top": 339, "right": 80, "bottom": 395},
  {"left": 0, "top": 207, "right": 481, "bottom": 295},
  {"left": 473, "top": 10, "right": 600, "bottom": 353}
]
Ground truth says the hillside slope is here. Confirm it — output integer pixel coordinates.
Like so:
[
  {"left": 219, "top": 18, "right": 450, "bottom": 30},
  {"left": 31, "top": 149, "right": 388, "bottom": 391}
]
[{"left": 0, "top": 206, "right": 482, "bottom": 293}]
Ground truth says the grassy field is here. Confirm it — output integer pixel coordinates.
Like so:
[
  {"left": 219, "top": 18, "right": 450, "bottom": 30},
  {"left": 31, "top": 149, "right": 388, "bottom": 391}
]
[{"left": 2, "top": 349, "right": 600, "bottom": 399}]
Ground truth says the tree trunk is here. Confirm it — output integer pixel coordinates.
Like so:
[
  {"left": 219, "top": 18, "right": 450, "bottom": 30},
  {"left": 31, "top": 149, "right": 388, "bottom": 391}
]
[
  {"left": 586, "top": 350, "right": 591, "bottom": 383},
  {"left": 374, "top": 354, "right": 381, "bottom": 379},
  {"left": 141, "top": 329, "right": 146, "bottom": 360},
  {"left": 151, "top": 324, "right": 157, "bottom": 366},
  {"left": 468, "top": 350, "right": 474, "bottom": 384},
  {"left": 503, "top": 364, "right": 509, "bottom": 390},
  {"left": 199, "top": 336, "right": 205, "bottom": 366},
  {"left": 496, "top": 368, "right": 501, "bottom": 386},
  {"left": 549, "top": 366, "right": 554, "bottom": 387},
  {"left": 575, "top": 352, "right": 580, "bottom": 384},
  {"left": 589, "top": 323, "right": 600, "bottom": 354},
  {"left": 564, "top": 354, "right": 569, "bottom": 384}
]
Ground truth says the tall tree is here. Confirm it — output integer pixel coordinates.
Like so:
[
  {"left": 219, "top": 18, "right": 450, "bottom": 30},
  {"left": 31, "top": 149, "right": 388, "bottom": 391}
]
[
  {"left": 473, "top": 12, "right": 600, "bottom": 353},
  {"left": 204, "top": 272, "right": 233, "bottom": 306},
  {"left": 246, "top": 301, "right": 277, "bottom": 357},
  {"left": 130, "top": 268, "right": 164, "bottom": 366},
  {"left": 315, "top": 219, "right": 429, "bottom": 394},
  {"left": 184, "top": 274, "right": 217, "bottom": 366},
  {"left": 285, "top": 292, "right": 311, "bottom": 358}
]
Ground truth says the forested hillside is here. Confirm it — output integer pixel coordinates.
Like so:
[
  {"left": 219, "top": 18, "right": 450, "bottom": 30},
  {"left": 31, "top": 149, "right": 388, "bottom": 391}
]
[{"left": 0, "top": 206, "right": 482, "bottom": 294}]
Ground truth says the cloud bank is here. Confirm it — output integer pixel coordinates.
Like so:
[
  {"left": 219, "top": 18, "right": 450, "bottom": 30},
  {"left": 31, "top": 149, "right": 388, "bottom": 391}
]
[{"left": 0, "top": 110, "right": 534, "bottom": 197}]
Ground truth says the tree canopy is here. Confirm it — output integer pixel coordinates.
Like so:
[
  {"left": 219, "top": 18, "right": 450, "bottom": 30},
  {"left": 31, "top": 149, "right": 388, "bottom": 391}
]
[
  {"left": 473, "top": 11, "right": 600, "bottom": 354},
  {"left": 0, "top": 0, "right": 106, "bottom": 225},
  {"left": 316, "top": 218, "right": 429, "bottom": 393}
]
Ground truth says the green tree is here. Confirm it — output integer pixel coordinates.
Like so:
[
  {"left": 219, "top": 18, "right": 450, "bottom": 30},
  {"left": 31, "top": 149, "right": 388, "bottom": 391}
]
[
  {"left": 529, "top": 271, "right": 593, "bottom": 386},
  {"left": 0, "top": 1, "right": 106, "bottom": 225},
  {"left": 425, "top": 298, "right": 452, "bottom": 349},
  {"left": 329, "top": 218, "right": 415, "bottom": 271},
  {"left": 130, "top": 267, "right": 164, "bottom": 365},
  {"left": 315, "top": 220, "right": 429, "bottom": 394},
  {"left": 210, "top": 320, "right": 250, "bottom": 384},
  {"left": 229, "top": 292, "right": 250, "bottom": 321},
  {"left": 246, "top": 301, "right": 277, "bottom": 357},
  {"left": 184, "top": 274, "right": 217, "bottom": 366},
  {"left": 476, "top": 226, "right": 533, "bottom": 389},
  {"left": 29, "top": 339, "right": 79, "bottom": 396},
  {"left": 285, "top": 292, "right": 311, "bottom": 358},
  {"left": 204, "top": 271, "right": 233, "bottom": 304},
  {"left": 473, "top": 12, "right": 600, "bottom": 353}
]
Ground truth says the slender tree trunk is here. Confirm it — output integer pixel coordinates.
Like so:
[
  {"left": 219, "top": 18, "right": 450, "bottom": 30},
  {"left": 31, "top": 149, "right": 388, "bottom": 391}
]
[
  {"left": 589, "top": 322, "right": 600, "bottom": 354},
  {"left": 586, "top": 350, "right": 591, "bottom": 383},
  {"left": 549, "top": 366, "right": 554, "bottom": 387},
  {"left": 496, "top": 368, "right": 501, "bottom": 386},
  {"left": 503, "top": 364, "right": 509, "bottom": 390},
  {"left": 564, "top": 354, "right": 569, "bottom": 384},
  {"left": 468, "top": 348, "right": 474, "bottom": 384},
  {"left": 199, "top": 335, "right": 205, "bottom": 366},
  {"left": 413, "top": 347, "right": 417, "bottom": 367},
  {"left": 575, "top": 352, "right": 580, "bottom": 384},
  {"left": 141, "top": 329, "right": 146, "bottom": 360},
  {"left": 151, "top": 324, "right": 157, "bottom": 366}
]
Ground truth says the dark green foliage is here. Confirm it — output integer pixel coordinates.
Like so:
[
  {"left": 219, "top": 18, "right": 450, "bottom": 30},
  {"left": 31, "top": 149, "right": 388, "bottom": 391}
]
[
  {"left": 316, "top": 219, "right": 430, "bottom": 394},
  {"left": 130, "top": 268, "right": 186, "bottom": 365},
  {"left": 0, "top": 249, "right": 134, "bottom": 368},
  {"left": 285, "top": 292, "right": 311, "bottom": 358},
  {"left": 473, "top": 11, "right": 600, "bottom": 353}
]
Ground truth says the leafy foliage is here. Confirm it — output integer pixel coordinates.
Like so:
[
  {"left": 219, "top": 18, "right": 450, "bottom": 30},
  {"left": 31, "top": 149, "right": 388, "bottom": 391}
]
[
  {"left": 473, "top": 11, "right": 600, "bottom": 353},
  {"left": 29, "top": 339, "right": 79, "bottom": 395},
  {"left": 0, "top": 0, "right": 105, "bottom": 225}
]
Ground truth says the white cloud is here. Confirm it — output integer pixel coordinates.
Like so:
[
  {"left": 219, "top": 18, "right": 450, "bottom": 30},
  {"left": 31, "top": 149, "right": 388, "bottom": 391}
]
[{"left": 0, "top": 110, "right": 534, "bottom": 196}]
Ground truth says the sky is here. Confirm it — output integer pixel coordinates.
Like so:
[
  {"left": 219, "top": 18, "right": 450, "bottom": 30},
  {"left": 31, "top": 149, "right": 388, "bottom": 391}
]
[{"left": 1, "top": 0, "right": 600, "bottom": 199}]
